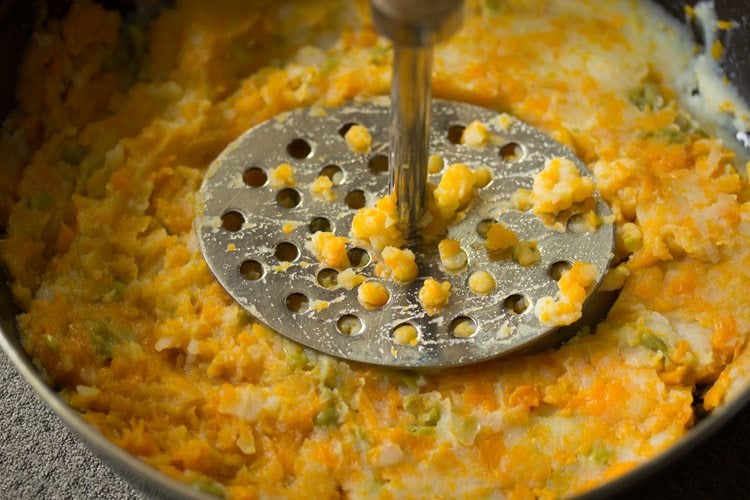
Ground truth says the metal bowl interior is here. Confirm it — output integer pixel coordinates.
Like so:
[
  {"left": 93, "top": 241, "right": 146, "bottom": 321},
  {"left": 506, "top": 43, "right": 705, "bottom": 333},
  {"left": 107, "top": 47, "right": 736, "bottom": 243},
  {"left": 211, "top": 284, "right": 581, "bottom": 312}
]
[{"left": 0, "top": 0, "right": 748, "bottom": 498}]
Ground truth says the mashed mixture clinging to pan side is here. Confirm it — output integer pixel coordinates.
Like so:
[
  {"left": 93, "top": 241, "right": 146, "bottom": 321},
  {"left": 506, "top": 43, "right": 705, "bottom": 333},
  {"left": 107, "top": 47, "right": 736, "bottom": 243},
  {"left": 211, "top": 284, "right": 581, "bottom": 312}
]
[{"left": 2, "top": 0, "right": 750, "bottom": 497}]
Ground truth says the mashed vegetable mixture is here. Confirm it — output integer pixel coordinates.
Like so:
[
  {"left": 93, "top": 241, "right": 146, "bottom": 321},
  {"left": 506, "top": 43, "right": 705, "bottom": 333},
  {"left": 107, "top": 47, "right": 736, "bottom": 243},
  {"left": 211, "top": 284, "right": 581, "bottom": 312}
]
[{"left": 2, "top": 0, "right": 750, "bottom": 497}]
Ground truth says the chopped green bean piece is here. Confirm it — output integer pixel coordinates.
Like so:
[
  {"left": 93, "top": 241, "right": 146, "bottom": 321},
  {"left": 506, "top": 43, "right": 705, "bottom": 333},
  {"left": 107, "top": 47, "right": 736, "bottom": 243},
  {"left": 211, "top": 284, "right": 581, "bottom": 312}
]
[
  {"left": 193, "top": 478, "right": 226, "bottom": 498},
  {"left": 628, "top": 82, "right": 663, "bottom": 110},
  {"left": 314, "top": 405, "right": 338, "bottom": 426},
  {"left": 642, "top": 332, "right": 668, "bottom": 354},
  {"left": 43, "top": 334, "right": 59, "bottom": 351},
  {"left": 452, "top": 415, "right": 481, "bottom": 446},
  {"left": 410, "top": 426, "right": 436, "bottom": 437},
  {"left": 283, "top": 342, "right": 309, "bottom": 370},
  {"left": 590, "top": 444, "right": 615, "bottom": 465}
]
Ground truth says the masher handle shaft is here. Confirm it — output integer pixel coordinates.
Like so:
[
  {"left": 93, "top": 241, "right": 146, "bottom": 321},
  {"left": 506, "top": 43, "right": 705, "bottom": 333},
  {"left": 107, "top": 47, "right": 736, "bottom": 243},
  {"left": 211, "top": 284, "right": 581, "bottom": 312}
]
[
  {"left": 389, "top": 45, "right": 432, "bottom": 243},
  {"left": 371, "top": 0, "right": 464, "bottom": 243}
]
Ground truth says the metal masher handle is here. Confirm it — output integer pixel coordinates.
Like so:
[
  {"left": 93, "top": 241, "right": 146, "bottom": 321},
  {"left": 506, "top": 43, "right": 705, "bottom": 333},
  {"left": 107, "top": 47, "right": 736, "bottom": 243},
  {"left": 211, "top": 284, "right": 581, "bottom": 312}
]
[{"left": 371, "top": 0, "right": 464, "bottom": 243}]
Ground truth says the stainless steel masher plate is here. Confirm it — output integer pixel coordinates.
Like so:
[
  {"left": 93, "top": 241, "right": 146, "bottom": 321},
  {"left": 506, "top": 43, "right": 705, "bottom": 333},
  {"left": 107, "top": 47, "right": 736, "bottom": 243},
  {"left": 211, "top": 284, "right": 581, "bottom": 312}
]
[{"left": 197, "top": 99, "right": 614, "bottom": 368}]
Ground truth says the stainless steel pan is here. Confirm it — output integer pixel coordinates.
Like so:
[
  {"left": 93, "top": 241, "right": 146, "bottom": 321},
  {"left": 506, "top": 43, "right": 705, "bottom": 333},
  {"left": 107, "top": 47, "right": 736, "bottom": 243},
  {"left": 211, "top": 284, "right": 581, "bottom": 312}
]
[{"left": 0, "top": 1, "right": 748, "bottom": 498}]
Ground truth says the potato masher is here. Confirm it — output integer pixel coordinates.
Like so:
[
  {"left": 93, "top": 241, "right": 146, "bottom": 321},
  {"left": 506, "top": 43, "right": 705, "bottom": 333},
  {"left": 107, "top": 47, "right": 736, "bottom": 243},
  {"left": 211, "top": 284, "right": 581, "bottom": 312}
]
[{"left": 197, "top": 0, "right": 614, "bottom": 368}]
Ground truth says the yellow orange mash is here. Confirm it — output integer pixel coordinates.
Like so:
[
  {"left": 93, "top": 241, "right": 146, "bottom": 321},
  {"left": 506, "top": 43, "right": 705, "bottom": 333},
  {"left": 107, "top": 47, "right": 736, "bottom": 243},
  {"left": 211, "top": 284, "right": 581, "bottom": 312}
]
[
  {"left": 343, "top": 123, "right": 372, "bottom": 153},
  {"left": 473, "top": 165, "right": 493, "bottom": 187},
  {"left": 379, "top": 246, "right": 419, "bottom": 283},
  {"left": 310, "top": 175, "right": 336, "bottom": 201},
  {"left": 599, "top": 263, "right": 631, "bottom": 292},
  {"left": 393, "top": 323, "right": 418, "bottom": 346},
  {"left": 535, "top": 262, "right": 598, "bottom": 326},
  {"left": 418, "top": 279, "right": 452, "bottom": 315},
  {"left": 437, "top": 238, "right": 467, "bottom": 271},
  {"left": 268, "top": 162, "right": 295, "bottom": 188},
  {"left": 310, "top": 299, "right": 330, "bottom": 312},
  {"left": 485, "top": 221, "right": 519, "bottom": 251},
  {"left": 1, "top": 0, "right": 749, "bottom": 498},
  {"left": 337, "top": 268, "right": 365, "bottom": 290},
  {"left": 511, "top": 240, "right": 541, "bottom": 267},
  {"left": 357, "top": 281, "right": 389, "bottom": 309},
  {"left": 531, "top": 157, "right": 596, "bottom": 216},
  {"left": 310, "top": 231, "right": 350, "bottom": 269},
  {"left": 427, "top": 154, "right": 444, "bottom": 174},
  {"left": 432, "top": 163, "right": 477, "bottom": 220},
  {"left": 461, "top": 120, "right": 490, "bottom": 148},
  {"left": 468, "top": 271, "right": 496, "bottom": 295},
  {"left": 350, "top": 194, "right": 405, "bottom": 251}
]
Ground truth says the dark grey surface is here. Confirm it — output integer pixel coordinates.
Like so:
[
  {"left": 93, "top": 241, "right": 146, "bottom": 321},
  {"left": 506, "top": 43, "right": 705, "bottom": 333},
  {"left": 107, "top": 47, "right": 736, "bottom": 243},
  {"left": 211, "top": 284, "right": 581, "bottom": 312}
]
[{"left": 0, "top": 348, "right": 144, "bottom": 500}]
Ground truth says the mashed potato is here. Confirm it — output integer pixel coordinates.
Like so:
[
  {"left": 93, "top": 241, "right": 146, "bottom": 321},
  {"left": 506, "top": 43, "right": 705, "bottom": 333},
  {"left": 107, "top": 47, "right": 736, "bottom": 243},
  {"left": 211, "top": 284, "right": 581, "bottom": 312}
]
[
  {"left": 1, "top": 0, "right": 749, "bottom": 498},
  {"left": 530, "top": 157, "right": 595, "bottom": 216}
]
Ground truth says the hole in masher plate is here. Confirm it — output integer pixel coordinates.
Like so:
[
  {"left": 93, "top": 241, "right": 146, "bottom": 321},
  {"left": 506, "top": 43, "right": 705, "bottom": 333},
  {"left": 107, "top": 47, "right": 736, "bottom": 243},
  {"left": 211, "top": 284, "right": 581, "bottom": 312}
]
[
  {"left": 504, "top": 294, "right": 529, "bottom": 314},
  {"left": 320, "top": 164, "right": 344, "bottom": 185},
  {"left": 240, "top": 260, "right": 264, "bottom": 281},
  {"left": 286, "top": 293, "right": 309, "bottom": 313},
  {"left": 347, "top": 247, "right": 370, "bottom": 268},
  {"left": 447, "top": 124, "right": 465, "bottom": 145},
  {"left": 499, "top": 142, "right": 524, "bottom": 161},
  {"left": 566, "top": 213, "right": 588, "bottom": 234},
  {"left": 345, "top": 190, "right": 366, "bottom": 210},
  {"left": 275, "top": 242, "right": 300, "bottom": 262},
  {"left": 368, "top": 154, "right": 388, "bottom": 174},
  {"left": 549, "top": 261, "right": 573, "bottom": 281},
  {"left": 337, "top": 314, "right": 363, "bottom": 336},
  {"left": 317, "top": 268, "right": 339, "bottom": 289},
  {"left": 476, "top": 218, "right": 497, "bottom": 239},
  {"left": 450, "top": 316, "right": 478, "bottom": 338},
  {"left": 287, "top": 138, "right": 312, "bottom": 159},
  {"left": 243, "top": 167, "right": 267, "bottom": 187},
  {"left": 338, "top": 122, "right": 357, "bottom": 137},
  {"left": 393, "top": 323, "right": 419, "bottom": 346},
  {"left": 277, "top": 188, "right": 301, "bottom": 208},
  {"left": 309, "top": 217, "right": 332, "bottom": 233},
  {"left": 221, "top": 211, "right": 244, "bottom": 232}
]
